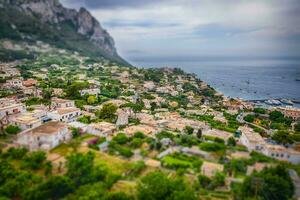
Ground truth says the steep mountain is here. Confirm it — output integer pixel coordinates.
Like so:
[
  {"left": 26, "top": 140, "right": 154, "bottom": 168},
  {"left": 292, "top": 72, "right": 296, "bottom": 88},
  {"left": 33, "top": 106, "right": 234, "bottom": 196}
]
[{"left": 0, "top": 0, "right": 129, "bottom": 65}]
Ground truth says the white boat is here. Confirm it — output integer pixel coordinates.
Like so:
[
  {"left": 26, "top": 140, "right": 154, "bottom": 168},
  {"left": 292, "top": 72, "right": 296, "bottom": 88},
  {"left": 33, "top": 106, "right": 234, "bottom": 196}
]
[{"left": 280, "top": 99, "right": 294, "bottom": 105}]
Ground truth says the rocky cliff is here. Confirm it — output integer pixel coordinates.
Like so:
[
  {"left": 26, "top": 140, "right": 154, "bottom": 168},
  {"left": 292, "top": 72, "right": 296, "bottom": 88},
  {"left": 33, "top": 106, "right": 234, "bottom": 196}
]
[{"left": 0, "top": 0, "right": 128, "bottom": 64}]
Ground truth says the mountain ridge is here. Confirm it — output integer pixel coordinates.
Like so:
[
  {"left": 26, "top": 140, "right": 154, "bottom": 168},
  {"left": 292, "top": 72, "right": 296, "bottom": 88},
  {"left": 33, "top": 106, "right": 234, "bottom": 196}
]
[{"left": 0, "top": 0, "right": 129, "bottom": 65}]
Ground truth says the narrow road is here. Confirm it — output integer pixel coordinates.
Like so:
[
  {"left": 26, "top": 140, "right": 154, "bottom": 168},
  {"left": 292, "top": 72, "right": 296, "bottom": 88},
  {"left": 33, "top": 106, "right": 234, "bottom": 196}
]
[
  {"left": 236, "top": 112, "right": 273, "bottom": 135},
  {"left": 289, "top": 169, "right": 300, "bottom": 199}
]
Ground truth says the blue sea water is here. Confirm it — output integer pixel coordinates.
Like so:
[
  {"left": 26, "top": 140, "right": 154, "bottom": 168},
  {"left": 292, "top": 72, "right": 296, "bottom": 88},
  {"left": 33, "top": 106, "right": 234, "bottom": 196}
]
[{"left": 133, "top": 58, "right": 300, "bottom": 101}]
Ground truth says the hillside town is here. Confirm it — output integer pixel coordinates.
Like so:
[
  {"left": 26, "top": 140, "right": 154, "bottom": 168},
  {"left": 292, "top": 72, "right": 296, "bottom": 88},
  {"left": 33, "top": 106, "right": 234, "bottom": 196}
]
[{"left": 1, "top": 46, "right": 300, "bottom": 199}]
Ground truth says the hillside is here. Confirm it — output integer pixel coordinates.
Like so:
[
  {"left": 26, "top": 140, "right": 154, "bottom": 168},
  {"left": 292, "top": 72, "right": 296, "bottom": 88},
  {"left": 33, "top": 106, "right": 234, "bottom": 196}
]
[{"left": 0, "top": 0, "right": 129, "bottom": 65}]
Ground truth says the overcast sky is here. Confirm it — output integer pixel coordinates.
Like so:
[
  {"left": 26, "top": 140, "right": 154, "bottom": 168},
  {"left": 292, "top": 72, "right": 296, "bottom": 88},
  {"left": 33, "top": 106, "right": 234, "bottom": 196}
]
[{"left": 61, "top": 0, "right": 300, "bottom": 64}]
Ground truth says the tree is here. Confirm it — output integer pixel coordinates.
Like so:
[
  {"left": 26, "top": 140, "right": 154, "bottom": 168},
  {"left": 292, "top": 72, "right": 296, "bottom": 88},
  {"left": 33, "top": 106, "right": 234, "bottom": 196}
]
[
  {"left": 87, "top": 95, "right": 96, "bottom": 105},
  {"left": 196, "top": 129, "right": 202, "bottom": 139},
  {"left": 244, "top": 114, "right": 255, "bottom": 123},
  {"left": 113, "top": 133, "right": 128, "bottom": 145},
  {"left": 198, "top": 175, "right": 211, "bottom": 188},
  {"left": 239, "top": 165, "right": 294, "bottom": 200},
  {"left": 269, "top": 111, "right": 284, "bottom": 122},
  {"left": 4, "top": 125, "right": 21, "bottom": 135},
  {"left": 295, "top": 122, "right": 300, "bottom": 132},
  {"left": 184, "top": 126, "right": 194, "bottom": 135},
  {"left": 137, "top": 171, "right": 197, "bottom": 200},
  {"left": 21, "top": 151, "right": 46, "bottom": 170},
  {"left": 42, "top": 88, "right": 53, "bottom": 100},
  {"left": 66, "top": 152, "right": 105, "bottom": 186},
  {"left": 227, "top": 137, "right": 236, "bottom": 146},
  {"left": 44, "top": 161, "right": 52, "bottom": 176},
  {"left": 96, "top": 103, "right": 117, "bottom": 122},
  {"left": 253, "top": 108, "right": 266, "bottom": 114},
  {"left": 26, "top": 176, "right": 75, "bottom": 200},
  {"left": 71, "top": 127, "right": 80, "bottom": 137},
  {"left": 271, "top": 130, "right": 294, "bottom": 145}
]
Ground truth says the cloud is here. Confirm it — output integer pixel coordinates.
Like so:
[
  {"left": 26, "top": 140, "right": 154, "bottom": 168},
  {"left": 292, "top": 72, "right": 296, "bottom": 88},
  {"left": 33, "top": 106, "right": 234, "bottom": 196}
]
[{"left": 61, "top": 0, "right": 300, "bottom": 62}]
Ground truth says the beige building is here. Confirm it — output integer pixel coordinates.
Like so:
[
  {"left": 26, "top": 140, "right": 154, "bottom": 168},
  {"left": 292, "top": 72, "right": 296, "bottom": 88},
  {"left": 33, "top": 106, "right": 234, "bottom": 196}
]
[
  {"left": 201, "top": 161, "right": 224, "bottom": 178},
  {"left": 203, "top": 129, "right": 232, "bottom": 141},
  {"left": 86, "top": 122, "right": 116, "bottom": 137},
  {"left": 11, "top": 114, "right": 42, "bottom": 131},
  {"left": 16, "top": 121, "right": 71, "bottom": 151},
  {"left": 124, "top": 124, "right": 160, "bottom": 137},
  {"left": 51, "top": 98, "right": 75, "bottom": 109}
]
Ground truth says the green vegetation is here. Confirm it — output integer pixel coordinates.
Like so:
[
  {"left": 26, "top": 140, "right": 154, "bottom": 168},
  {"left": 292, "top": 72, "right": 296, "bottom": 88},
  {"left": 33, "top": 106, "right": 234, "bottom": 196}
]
[
  {"left": 4, "top": 125, "right": 21, "bottom": 135},
  {"left": 199, "top": 142, "right": 226, "bottom": 152},
  {"left": 137, "top": 171, "right": 197, "bottom": 200},
  {"left": 161, "top": 153, "right": 203, "bottom": 171},
  {"left": 96, "top": 103, "right": 118, "bottom": 122},
  {"left": 238, "top": 165, "right": 294, "bottom": 200}
]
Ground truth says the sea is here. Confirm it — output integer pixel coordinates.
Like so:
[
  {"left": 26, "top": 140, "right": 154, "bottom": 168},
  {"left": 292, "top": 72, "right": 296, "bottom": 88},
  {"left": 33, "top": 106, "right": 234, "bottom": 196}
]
[{"left": 133, "top": 58, "right": 300, "bottom": 107}]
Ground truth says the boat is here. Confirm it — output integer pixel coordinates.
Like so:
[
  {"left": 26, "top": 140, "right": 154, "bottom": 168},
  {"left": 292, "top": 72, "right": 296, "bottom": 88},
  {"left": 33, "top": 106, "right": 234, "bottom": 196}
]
[
  {"left": 280, "top": 99, "right": 294, "bottom": 105},
  {"left": 265, "top": 99, "right": 281, "bottom": 106}
]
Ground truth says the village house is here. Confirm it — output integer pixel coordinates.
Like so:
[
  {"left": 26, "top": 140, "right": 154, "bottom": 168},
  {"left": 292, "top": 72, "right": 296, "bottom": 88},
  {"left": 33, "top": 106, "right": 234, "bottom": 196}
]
[
  {"left": 48, "top": 107, "right": 81, "bottom": 123},
  {"left": 124, "top": 124, "right": 160, "bottom": 137},
  {"left": 87, "top": 79, "right": 101, "bottom": 86},
  {"left": 5, "top": 78, "right": 23, "bottom": 89},
  {"left": 23, "top": 86, "right": 42, "bottom": 97},
  {"left": 52, "top": 88, "right": 64, "bottom": 97},
  {"left": 80, "top": 88, "right": 101, "bottom": 97},
  {"left": 11, "top": 114, "right": 42, "bottom": 131},
  {"left": 27, "top": 109, "right": 47, "bottom": 120},
  {"left": 86, "top": 122, "right": 116, "bottom": 137},
  {"left": 0, "top": 64, "right": 20, "bottom": 78},
  {"left": 135, "top": 113, "right": 157, "bottom": 126},
  {"left": 239, "top": 126, "right": 300, "bottom": 164},
  {"left": 276, "top": 106, "right": 300, "bottom": 121},
  {"left": 116, "top": 108, "right": 132, "bottom": 126},
  {"left": 16, "top": 121, "right": 71, "bottom": 151},
  {"left": 0, "top": 102, "right": 26, "bottom": 118},
  {"left": 22, "top": 78, "right": 37, "bottom": 87},
  {"left": 143, "top": 81, "right": 155, "bottom": 91},
  {"left": 203, "top": 129, "right": 232, "bottom": 141},
  {"left": 262, "top": 144, "right": 300, "bottom": 164},
  {"left": 201, "top": 161, "right": 224, "bottom": 178},
  {"left": 239, "top": 126, "right": 265, "bottom": 151},
  {"left": 51, "top": 98, "right": 75, "bottom": 109}
]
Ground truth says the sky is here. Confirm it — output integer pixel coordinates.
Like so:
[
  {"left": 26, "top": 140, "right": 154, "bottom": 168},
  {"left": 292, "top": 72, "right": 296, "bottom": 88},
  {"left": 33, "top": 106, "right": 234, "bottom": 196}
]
[{"left": 61, "top": 0, "right": 300, "bottom": 65}]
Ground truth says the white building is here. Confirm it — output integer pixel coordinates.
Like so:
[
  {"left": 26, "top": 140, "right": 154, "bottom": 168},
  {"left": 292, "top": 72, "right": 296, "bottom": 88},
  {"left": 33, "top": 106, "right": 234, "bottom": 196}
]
[
  {"left": 239, "top": 126, "right": 265, "bottom": 152},
  {"left": 0, "top": 103, "right": 26, "bottom": 118},
  {"left": 80, "top": 88, "right": 100, "bottom": 97},
  {"left": 48, "top": 107, "right": 81, "bottom": 123},
  {"left": 143, "top": 81, "right": 155, "bottom": 91},
  {"left": 262, "top": 144, "right": 300, "bottom": 164},
  {"left": 239, "top": 126, "right": 300, "bottom": 164},
  {"left": 51, "top": 98, "right": 75, "bottom": 109},
  {"left": 16, "top": 121, "right": 71, "bottom": 151},
  {"left": 11, "top": 114, "right": 42, "bottom": 131}
]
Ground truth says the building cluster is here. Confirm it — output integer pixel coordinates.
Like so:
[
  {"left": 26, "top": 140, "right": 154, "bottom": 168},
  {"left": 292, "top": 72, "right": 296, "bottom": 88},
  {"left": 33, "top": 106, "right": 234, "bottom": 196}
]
[
  {"left": 0, "top": 57, "right": 299, "bottom": 167},
  {"left": 239, "top": 126, "right": 300, "bottom": 164}
]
